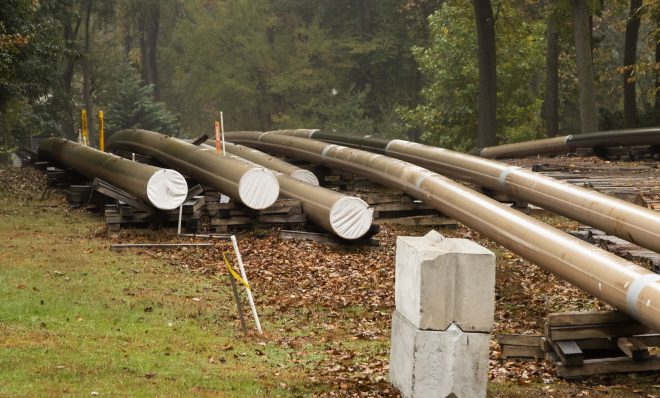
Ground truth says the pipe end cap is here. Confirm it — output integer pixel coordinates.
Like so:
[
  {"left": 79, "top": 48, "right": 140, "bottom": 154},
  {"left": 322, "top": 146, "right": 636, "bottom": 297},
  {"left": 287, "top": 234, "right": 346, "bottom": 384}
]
[
  {"left": 146, "top": 169, "right": 188, "bottom": 210},
  {"left": 239, "top": 168, "right": 280, "bottom": 210},
  {"left": 290, "top": 170, "right": 320, "bottom": 186},
  {"left": 330, "top": 197, "right": 374, "bottom": 240}
]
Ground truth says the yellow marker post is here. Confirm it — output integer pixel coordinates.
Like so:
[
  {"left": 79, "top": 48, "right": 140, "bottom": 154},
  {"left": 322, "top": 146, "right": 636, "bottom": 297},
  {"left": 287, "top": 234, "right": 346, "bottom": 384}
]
[
  {"left": 98, "top": 111, "right": 105, "bottom": 152},
  {"left": 81, "top": 109, "right": 89, "bottom": 146}
]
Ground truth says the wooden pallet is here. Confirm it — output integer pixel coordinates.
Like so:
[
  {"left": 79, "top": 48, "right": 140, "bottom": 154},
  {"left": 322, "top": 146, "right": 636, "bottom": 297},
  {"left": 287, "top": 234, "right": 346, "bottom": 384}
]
[
  {"left": 570, "top": 226, "right": 660, "bottom": 272},
  {"left": 44, "top": 166, "right": 87, "bottom": 188},
  {"left": 207, "top": 198, "right": 307, "bottom": 232},
  {"left": 105, "top": 195, "right": 205, "bottom": 233},
  {"left": 499, "top": 310, "right": 660, "bottom": 378}
]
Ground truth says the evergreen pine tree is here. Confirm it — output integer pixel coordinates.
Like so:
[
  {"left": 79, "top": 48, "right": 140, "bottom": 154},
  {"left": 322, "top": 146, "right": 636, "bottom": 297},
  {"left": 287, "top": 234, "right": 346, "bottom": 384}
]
[{"left": 102, "top": 62, "right": 178, "bottom": 136}]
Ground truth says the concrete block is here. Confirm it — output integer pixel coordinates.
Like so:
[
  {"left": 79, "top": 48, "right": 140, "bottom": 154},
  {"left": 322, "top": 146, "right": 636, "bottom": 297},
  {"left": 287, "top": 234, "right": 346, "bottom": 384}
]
[
  {"left": 389, "top": 311, "right": 489, "bottom": 398},
  {"left": 395, "top": 230, "right": 495, "bottom": 332}
]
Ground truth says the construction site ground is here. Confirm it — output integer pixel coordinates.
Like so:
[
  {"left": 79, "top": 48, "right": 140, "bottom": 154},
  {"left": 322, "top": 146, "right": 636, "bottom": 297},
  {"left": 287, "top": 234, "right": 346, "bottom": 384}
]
[{"left": 2, "top": 156, "right": 660, "bottom": 397}]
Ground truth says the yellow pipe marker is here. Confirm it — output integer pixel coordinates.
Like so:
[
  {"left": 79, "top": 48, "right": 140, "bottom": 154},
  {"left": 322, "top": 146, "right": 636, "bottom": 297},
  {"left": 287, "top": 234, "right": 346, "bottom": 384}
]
[
  {"left": 81, "top": 109, "right": 89, "bottom": 146},
  {"left": 98, "top": 111, "right": 104, "bottom": 152}
]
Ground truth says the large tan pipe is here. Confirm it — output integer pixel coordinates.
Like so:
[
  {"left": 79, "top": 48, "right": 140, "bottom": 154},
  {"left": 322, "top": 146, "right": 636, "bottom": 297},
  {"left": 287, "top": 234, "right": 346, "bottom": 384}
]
[
  {"left": 205, "top": 138, "right": 319, "bottom": 185},
  {"left": 479, "top": 136, "right": 570, "bottom": 159},
  {"left": 106, "top": 130, "right": 279, "bottom": 210},
  {"left": 279, "top": 130, "right": 660, "bottom": 255},
  {"left": 38, "top": 138, "right": 187, "bottom": 210},
  {"left": 225, "top": 131, "right": 660, "bottom": 332},
  {"left": 479, "top": 127, "right": 660, "bottom": 159},
  {"left": 200, "top": 143, "right": 373, "bottom": 240}
]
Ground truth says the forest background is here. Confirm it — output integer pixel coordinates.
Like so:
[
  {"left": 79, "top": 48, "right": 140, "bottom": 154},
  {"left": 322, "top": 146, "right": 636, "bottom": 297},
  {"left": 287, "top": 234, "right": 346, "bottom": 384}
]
[{"left": 1, "top": 0, "right": 660, "bottom": 153}]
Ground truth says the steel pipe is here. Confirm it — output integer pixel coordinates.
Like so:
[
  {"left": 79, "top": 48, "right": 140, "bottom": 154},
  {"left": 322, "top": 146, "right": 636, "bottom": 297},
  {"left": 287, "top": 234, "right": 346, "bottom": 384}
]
[
  {"left": 205, "top": 138, "right": 319, "bottom": 185},
  {"left": 478, "top": 127, "right": 660, "bottom": 159},
  {"left": 279, "top": 130, "right": 660, "bottom": 255},
  {"left": 38, "top": 138, "right": 187, "bottom": 210},
  {"left": 106, "top": 130, "right": 279, "bottom": 210},
  {"left": 225, "top": 131, "right": 660, "bottom": 332},
  {"left": 200, "top": 143, "right": 373, "bottom": 239}
]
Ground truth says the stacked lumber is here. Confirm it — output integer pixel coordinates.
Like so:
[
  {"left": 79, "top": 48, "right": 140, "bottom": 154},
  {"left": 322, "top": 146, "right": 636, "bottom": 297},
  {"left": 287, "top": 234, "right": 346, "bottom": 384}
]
[
  {"left": 206, "top": 197, "right": 306, "bottom": 232},
  {"left": 67, "top": 184, "right": 94, "bottom": 208},
  {"left": 571, "top": 225, "right": 660, "bottom": 272},
  {"left": 358, "top": 190, "right": 457, "bottom": 226},
  {"left": 499, "top": 310, "right": 660, "bottom": 378},
  {"left": 105, "top": 195, "right": 205, "bottom": 233},
  {"left": 44, "top": 166, "right": 86, "bottom": 188}
]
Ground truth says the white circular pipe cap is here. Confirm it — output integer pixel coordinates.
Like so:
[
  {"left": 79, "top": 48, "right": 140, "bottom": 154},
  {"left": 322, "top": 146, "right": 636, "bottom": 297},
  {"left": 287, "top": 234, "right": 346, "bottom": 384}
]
[
  {"left": 238, "top": 168, "right": 280, "bottom": 210},
  {"left": 329, "top": 197, "right": 374, "bottom": 240},
  {"left": 146, "top": 169, "right": 188, "bottom": 210},
  {"left": 290, "top": 169, "right": 320, "bottom": 186}
]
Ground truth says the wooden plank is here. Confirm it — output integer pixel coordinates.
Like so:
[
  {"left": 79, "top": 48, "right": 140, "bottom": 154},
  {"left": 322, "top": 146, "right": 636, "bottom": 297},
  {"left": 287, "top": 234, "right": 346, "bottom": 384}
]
[
  {"left": 617, "top": 337, "right": 651, "bottom": 361},
  {"left": 633, "top": 334, "right": 660, "bottom": 347},
  {"left": 501, "top": 345, "right": 545, "bottom": 360},
  {"left": 210, "top": 216, "right": 252, "bottom": 226},
  {"left": 373, "top": 215, "right": 456, "bottom": 226},
  {"left": 182, "top": 196, "right": 205, "bottom": 214},
  {"left": 257, "top": 214, "right": 307, "bottom": 224},
  {"left": 554, "top": 340, "right": 584, "bottom": 367},
  {"left": 548, "top": 323, "right": 651, "bottom": 341},
  {"left": 119, "top": 205, "right": 133, "bottom": 217},
  {"left": 497, "top": 334, "right": 543, "bottom": 347},
  {"left": 547, "top": 310, "right": 634, "bottom": 327},
  {"left": 94, "top": 178, "right": 153, "bottom": 213},
  {"left": 206, "top": 202, "right": 238, "bottom": 211},
  {"left": 555, "top": 356, "right": 660, "bottom": 378},
  {"left": 110, "top": 243, "right": 213, "bottom": 250},
  {"left": 187, "top": 184, "right": 204, "bottom": 199}
]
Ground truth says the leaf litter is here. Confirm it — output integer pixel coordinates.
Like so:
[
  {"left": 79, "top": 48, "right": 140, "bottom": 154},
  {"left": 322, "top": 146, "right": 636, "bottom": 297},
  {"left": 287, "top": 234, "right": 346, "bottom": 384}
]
[{"left": 8, "top": 165, "right": 660, "bottom": 396}]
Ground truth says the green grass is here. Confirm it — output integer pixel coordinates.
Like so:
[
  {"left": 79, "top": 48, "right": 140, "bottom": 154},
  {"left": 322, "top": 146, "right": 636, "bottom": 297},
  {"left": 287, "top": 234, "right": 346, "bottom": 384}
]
[{"left": 0, "top": 195, "right": 310, "bottom": 397}]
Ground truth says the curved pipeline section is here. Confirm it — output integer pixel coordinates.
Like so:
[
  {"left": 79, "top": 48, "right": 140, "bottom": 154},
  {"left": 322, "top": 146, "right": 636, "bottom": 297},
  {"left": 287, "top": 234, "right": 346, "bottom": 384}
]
[
  {"left": 478, "top": 127, "right": 660, "bottom": 159},
  {"left": 277, "top": 130, "right": 660, "bottom": 255},
  {"left": 205, "top": 138, "right": 319, "bottom": 185},
  {"left": 38, "top": 138, "right": 188, "bottom": 210},
  {"left": 106, "top": 130, "right": 279, "bottom": 210},
  {"left": 200, "top": 143, "right": 373, "bottom": 240},
  {"left": 225, "top": 131, "right": 660, "bottom": 332}
]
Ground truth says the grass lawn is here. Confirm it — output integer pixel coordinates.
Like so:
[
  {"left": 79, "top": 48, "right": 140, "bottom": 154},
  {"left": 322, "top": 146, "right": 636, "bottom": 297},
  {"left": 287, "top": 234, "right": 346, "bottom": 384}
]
[{"left": 0, "top": 181, "right": 310, "bottom": 397}]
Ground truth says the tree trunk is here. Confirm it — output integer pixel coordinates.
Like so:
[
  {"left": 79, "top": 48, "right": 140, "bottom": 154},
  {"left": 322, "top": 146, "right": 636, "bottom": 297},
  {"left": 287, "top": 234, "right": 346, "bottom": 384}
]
[
  {"left": 472, "top": 0, "right": 497, "bottom": 148},
  {"left": 623, "top": 0, "right": 642, "bottom": 128},
  {"left": 123, "top": 16, "right": 132, "bottom": 59},
  {"left": 146, "top": 3, "right": 160, "bottom": 99},
  {"left": 60, "top": 11, "right": 82, "bottom": 140},
  {"left": 82, "top": 0, "right": 94, "bottom": 144},
  {"left": 655, "top": 30, "right": 660, "bottom": 126},
  {"left": 572, "top": 0, "right": 598, "bottom": 134},
  {"left": 544, "top": 13, "right": 559, "bottom": 138},
  {"left": 358, "top": 0, "right": 371, "bottom": 37},
  {"left": 139, "top": 2, "right": 160, "bottom": 99}
]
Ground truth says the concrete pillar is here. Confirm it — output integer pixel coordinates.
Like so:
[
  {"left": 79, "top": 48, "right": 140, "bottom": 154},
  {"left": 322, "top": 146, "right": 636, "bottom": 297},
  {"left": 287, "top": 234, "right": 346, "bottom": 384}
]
[{"left": 389, "top": 230, "right": 495, "bottom": 398}]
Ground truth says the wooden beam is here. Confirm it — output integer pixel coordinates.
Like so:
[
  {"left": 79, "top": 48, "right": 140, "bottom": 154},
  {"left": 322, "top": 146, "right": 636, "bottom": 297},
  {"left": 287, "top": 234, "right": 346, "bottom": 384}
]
[
  {"left": 547, "top": 310, "right": 634, "bottom": 327},
  {"left": 617, "top": 337, "right": 650, "bottom": 361},
  {"left": 555, "top": 356, "right": 660, "bottom": 378}
]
